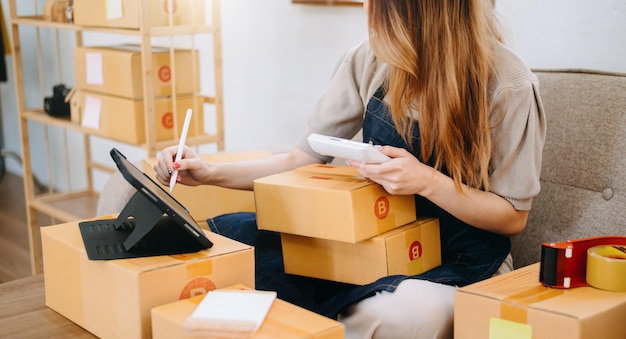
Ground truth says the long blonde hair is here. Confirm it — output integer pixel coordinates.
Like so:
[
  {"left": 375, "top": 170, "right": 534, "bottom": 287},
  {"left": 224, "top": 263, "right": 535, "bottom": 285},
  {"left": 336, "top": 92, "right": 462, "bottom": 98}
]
[{"left": 368, "top": 0, "right": 502, "bottom": 191}]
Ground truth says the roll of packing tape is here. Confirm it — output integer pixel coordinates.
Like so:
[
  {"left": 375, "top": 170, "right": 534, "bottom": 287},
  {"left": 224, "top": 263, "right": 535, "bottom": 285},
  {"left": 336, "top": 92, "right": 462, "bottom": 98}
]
[{"left": 586, "top": 245, "right": 626, "bottom": 292}]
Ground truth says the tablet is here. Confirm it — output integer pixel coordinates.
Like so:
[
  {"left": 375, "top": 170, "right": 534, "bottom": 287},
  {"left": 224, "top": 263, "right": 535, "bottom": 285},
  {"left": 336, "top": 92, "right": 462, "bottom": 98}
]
[{"left": 79, "top": 148, "right": 212, "bottom": 260}]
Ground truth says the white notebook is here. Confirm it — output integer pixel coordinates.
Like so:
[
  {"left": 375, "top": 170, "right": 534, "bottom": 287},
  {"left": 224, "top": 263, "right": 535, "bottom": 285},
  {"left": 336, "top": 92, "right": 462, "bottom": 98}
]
[{"left": 183, "top": 290, "right": 277, "bottom": 338}]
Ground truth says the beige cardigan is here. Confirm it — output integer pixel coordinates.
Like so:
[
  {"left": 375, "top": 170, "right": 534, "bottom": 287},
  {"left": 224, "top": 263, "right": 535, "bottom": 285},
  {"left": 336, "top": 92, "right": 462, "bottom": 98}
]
[{"left": 295, "top": 40, "right": 546, "bottom": 211}]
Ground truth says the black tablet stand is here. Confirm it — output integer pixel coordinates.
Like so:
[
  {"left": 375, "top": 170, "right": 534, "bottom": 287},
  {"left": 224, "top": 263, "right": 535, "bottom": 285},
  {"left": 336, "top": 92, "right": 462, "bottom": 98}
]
[{"left": 79, "top": 190, "right": 207, "bottom": 260}]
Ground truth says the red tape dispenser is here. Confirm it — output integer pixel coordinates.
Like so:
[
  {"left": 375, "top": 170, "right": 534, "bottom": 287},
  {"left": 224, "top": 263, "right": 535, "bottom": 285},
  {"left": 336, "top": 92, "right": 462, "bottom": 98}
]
[{"left": 539, "top": 235, "right": 626, "bottom": 289}]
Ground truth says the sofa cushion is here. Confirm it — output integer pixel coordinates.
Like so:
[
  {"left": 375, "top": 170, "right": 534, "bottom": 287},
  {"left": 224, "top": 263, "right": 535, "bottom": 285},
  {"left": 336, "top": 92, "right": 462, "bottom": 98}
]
[{"left": 511, "top": 69, "right": 626, "bottom": 268}]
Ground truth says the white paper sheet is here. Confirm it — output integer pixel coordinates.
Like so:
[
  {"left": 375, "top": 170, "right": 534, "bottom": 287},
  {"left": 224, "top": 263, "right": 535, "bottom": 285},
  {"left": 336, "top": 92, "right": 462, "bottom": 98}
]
[
  {"left": 81, "top": 96, "right": 102, "bottom": 130},
  {"left": 106, "top": 0, "right": 124, "bottom": 20},
  {"left": 85, "top": 52, "right": 104, "bottom": 85},
  {"left": 183, "top": 290, "right": 276, "bottom": 338}
]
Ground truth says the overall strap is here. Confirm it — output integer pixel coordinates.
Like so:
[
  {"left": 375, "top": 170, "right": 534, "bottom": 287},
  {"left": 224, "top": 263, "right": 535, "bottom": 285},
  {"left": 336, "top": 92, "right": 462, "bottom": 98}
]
[{"left": 373, "top": 84, "right": 386, "bottom": 100}]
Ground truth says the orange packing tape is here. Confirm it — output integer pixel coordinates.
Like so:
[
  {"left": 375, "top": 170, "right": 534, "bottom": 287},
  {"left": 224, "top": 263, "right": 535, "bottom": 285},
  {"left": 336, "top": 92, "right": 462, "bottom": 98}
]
[
  {"left": 540, "top": 235, "right": 626, "bottom": 289},
  {"left": 586, "top": 245, "right": 626, "bottom": 292}
]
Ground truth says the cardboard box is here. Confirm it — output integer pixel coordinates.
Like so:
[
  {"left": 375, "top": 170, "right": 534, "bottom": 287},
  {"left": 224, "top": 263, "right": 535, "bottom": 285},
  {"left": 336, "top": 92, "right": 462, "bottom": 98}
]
[
  {"left": 74, "top": 45, "right": 199, "bottom": 100},
  {"left": 43, "top": 0, "right": 69, "bottom": 23},
  {"left": 454, "top": 263, "right": 626, "bottom": 339},
  {"left": 282, "top": 217, "right": 440, "bottom": 285},
  {"left": 151, "top": 284, "right": 345, "bottom": 339},
  {"left": 73, "top": 0, "right": 205, "bottom": 29},
  {"left": 42, "top": 220, "right": 255, "bottom": 339},
  {"left": 142, "top": 151, "right": 272, "bottom": 221},
  {"left": 70, "top": 89, "right": 203, "bottom": 145},
  {"left": 253, "top": 164, "right": 416, "bottom": 243}
]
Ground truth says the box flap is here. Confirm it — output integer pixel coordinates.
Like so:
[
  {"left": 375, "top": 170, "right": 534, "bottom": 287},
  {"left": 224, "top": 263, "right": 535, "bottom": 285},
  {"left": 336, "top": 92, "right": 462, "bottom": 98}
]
[{"left": 254, "top": 164, "right": 373, "bottom": 191}]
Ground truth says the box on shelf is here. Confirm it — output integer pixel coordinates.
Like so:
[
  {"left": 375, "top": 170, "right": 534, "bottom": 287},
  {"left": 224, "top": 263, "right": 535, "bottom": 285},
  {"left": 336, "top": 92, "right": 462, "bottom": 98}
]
[
  {"left": 454, "top": 263, "right": 626, "bottom": 339},
  {"left": 142, "top": 151, "right": 272, "bottom": 221},
  {"left": 74, "top": 45, "right": 199, "bottom": 100},
  {"left": 42, "top": 219, "right": 254, "bottom": 339},
  {"left": 69, "top": 89, "right": 204, "bottom": 145},
  {"left": 151, "top": 283, "right": 345, "bottom": 339},
  {"left": 282, "top": 217, "right": 440, "bottom": 285},
  {"left": 43, "top": 0, "right": 69, "bottom": 23},
  {"left": 253, "top": 164, "right": 416, "bottom": 243},
  {"left": 73, "top": 0, "right": 205, "bottom": 29}
]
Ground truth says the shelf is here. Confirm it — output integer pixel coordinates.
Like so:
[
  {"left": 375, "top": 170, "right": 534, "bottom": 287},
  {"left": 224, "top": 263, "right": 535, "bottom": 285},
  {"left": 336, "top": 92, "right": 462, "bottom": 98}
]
[
  {"left": 22, "top": 109, "right": 222, "bottom": 150},
  {"left": 9, "top": 0, "right": 225, "bottom": 276},
  {"left": 22, "top": 109, "right": 75, "bottom": 129},
  {"left": 11, "top": 16, "right": 215, "bottom": 36},
  {"left": 31, "top": 191, "right": 100, "bottom": 223}
]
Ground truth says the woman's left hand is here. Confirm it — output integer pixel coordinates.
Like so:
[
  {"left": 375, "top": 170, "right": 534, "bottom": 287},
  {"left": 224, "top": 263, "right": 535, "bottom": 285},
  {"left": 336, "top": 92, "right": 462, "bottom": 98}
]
[
  {"left": 346, "top": 145, "right": 438, "bottom": 196},
  {"left": 348, "top": 145, "right": 529, "bottom": 236}
]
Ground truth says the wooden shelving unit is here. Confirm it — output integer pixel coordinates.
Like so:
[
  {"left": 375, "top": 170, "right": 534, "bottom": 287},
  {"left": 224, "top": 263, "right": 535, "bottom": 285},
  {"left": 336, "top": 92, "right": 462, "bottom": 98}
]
[{"left": 8, "top": 0, "right": 224, "bottom": 274}]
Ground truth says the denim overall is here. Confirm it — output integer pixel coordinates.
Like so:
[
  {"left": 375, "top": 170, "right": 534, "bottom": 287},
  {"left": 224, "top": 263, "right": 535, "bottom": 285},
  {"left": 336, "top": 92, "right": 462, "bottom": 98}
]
[{"left": 207, "top": 86, "right": 510, "bottom": 319}]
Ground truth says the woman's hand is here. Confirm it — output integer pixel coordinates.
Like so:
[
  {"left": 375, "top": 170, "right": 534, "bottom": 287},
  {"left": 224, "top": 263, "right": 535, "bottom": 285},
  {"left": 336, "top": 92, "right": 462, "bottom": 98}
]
[
  {"left": 347, "top": 145, "right": 527, "bottom": 236},
  {"left": 154, "top": 145, "right": 211, "bottom": 187},
  {"left": 153, "top": 146, "right": 322, "bottom": 191},
  {"left": 347, "top": 145, "right": 436, "bottom": 196}
]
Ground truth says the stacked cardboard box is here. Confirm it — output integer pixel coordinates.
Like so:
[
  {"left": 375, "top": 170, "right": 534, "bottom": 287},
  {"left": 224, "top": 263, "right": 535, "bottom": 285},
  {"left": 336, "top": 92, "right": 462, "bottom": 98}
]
[
  {"left": 253, "top": 164, "right": 441, "bottom": 285},
  {"left": 73, "top": 0, "right": 205, "bottom": 29},
  {"left": 42, "top": 219, "right": 255, "bottom": 339},
  {"left": 74, "top": 45, "right": 199, "bottom": 99},
  {"left": 70, "top": 44, "right": 201, "bottom": 145}
]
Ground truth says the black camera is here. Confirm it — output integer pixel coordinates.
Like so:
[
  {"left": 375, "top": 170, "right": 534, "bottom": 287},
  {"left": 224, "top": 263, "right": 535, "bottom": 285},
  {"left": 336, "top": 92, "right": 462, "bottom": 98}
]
[{"left": 44, "top": 84, "right": 71, "bottom": 118}]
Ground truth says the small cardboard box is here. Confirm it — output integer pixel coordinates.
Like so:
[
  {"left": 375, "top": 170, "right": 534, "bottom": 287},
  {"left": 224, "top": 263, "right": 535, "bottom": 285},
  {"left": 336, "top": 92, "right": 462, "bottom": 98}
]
[
  {"left": 282, "top": 217, "right": 441, "bottom": 285},
  {"left": 151, "top": 284, "right": 345, "bottom": 339},
  {"left": 454, "top": 263, "right": 626, "bottom": 339},
  {"left": 43, "top": 0, "right": 69, "bottom": 23},
  {"left": 42, "top": 220, "right": 255, "bottom": 339},
  {"left": 74, "top": 45, "right": 199, "bottom": 100},
  {"left": 70, "top": 89, "right": 203, "bottom": 145},
  {"left": 73, "top": 0, "right": 205, "bottom": 29},
  {"left": 142, "top": 151, "right": 272, "bottom": 221},
  {"left": 253, "top": 164, "right": 416, "bottom": 243}
]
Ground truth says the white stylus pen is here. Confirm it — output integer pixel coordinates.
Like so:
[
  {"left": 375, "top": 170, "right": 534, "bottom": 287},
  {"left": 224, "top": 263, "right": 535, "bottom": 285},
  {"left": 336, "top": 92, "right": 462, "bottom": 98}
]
[{"left": 169, "top": 108, "right": 193, "bottom": 192}]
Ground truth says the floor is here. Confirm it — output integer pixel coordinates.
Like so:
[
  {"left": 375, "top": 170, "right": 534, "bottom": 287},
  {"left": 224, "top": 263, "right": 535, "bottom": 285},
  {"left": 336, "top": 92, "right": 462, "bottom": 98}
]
[{"left": 0, "top": 172, "right": 32, "bottom": 283}]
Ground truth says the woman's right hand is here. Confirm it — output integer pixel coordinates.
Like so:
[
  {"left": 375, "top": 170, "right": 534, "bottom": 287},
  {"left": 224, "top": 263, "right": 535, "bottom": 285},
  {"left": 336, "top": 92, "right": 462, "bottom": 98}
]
[
  {"left": 153, "top": 145, "right": 211, "bottom": 187},
  {"left": 154, "top": 145, "right": 323, "bottom": 191}
]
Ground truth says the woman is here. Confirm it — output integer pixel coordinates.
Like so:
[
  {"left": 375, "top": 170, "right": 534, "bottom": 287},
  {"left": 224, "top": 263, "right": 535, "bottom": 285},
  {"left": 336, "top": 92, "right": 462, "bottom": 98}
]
[{"left": 154, "top": 0, "right": 546, "bottom": 337}]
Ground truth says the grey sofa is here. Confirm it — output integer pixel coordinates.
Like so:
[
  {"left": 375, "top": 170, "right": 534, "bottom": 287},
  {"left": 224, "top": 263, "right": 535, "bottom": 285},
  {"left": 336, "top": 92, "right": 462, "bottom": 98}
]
[{"left": 511, "top": 69, "right": 626, "bottom": 268}]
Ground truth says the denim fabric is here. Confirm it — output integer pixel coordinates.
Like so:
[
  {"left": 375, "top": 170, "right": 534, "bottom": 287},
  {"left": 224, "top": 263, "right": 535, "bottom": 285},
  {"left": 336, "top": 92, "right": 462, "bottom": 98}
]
[
  {"left": 207, "top": 212, "right": 356, "bottom": 317},
  {"left": 206, "top": 85, "right": 510, "bottom": 319},
  {"left": 360, "top": 86, "right": 511, "bottom": 282}
]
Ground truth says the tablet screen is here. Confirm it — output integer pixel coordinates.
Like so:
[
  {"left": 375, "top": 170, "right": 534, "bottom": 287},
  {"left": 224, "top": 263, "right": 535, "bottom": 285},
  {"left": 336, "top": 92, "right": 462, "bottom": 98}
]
[{"left": 110, "top": 148, "right": 210, "bottom": 244}]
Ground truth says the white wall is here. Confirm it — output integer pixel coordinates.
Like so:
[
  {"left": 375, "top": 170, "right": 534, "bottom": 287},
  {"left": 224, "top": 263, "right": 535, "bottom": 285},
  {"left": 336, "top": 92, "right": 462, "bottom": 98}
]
[
  {"left": 0, "top": 0, "right": 624, "bottom": 192},
  {"left": 218, "top": 1, "right": 367, "bottom": 154},
  {"left": 495, "top": 0, "right": 626, "bottom": 73}
]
